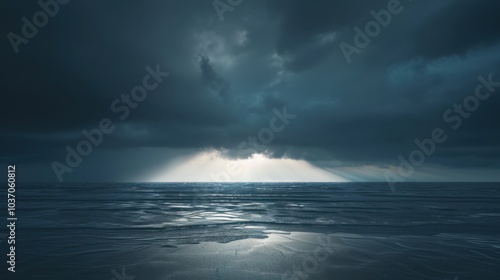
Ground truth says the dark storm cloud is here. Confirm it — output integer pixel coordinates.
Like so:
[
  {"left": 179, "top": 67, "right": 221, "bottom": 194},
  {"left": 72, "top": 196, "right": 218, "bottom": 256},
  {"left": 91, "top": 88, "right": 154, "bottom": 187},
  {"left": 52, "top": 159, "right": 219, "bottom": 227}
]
[
  {"left": 415, "top": 0, "right": 500, "bottom": 59},
  {"left": 199, "top": 56, "right": 231, "bottom": 101},
  {"left": 1, "top": 0, "right": 500, "bottom": 182},
  {"left": 270, "top": 0, "right": 387, "bottom": 54}
]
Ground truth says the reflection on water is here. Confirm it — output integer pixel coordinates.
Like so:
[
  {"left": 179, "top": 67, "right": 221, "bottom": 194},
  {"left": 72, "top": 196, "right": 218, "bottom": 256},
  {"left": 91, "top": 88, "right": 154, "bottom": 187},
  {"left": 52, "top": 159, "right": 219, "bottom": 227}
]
[{"left": 6, "top": 182, "right": 500, "bottom": 280}]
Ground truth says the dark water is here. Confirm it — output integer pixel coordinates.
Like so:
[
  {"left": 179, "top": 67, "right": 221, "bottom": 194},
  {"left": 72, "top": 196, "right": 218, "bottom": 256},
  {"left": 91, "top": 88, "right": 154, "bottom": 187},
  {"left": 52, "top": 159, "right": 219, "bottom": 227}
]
[{"left": 2, "top": 183, "right": 500, "bottom": 279}]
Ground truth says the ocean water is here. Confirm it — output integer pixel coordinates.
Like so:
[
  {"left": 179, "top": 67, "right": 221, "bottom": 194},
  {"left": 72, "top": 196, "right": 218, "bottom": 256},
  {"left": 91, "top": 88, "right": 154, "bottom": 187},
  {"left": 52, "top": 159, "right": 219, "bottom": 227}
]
[{"left": 2, "top": 183, "right": 500, "bottom": 280}]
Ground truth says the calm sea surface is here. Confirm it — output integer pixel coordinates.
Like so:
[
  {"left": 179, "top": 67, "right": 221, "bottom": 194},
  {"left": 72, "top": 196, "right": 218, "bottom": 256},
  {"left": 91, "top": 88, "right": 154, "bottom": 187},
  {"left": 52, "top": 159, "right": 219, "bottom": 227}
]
[{"left": 2, "top": 183, "right": 500, "bottom": 279}]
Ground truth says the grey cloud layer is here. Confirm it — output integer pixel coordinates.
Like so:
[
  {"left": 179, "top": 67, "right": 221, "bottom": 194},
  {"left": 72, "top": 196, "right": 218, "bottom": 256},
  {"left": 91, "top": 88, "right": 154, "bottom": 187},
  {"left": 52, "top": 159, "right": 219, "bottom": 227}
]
[{"left": 1, "top": 0, "right": 499, "bottom": 181}]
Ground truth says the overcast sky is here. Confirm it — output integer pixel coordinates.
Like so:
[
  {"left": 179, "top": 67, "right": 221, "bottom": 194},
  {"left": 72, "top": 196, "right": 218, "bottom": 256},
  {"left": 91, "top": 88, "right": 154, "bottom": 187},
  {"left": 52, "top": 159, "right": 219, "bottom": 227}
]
[{"left": 2, "top": 0, "right": 500, "bottom": 183}]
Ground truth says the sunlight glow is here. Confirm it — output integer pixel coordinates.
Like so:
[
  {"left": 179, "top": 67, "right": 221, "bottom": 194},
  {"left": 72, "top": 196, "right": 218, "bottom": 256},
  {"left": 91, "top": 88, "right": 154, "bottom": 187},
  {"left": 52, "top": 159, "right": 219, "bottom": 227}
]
[{"left": 148, "top": 151, "right": 348, "bottom": 182}]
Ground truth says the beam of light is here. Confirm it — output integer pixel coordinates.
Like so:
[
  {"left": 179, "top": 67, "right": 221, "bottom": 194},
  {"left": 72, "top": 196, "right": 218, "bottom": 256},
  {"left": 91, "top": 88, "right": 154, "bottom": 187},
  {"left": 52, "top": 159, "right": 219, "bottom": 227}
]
[{"left": 147, "top": 150, "right": 349, "bottom": 182}]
